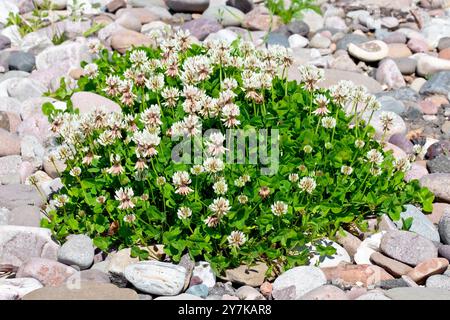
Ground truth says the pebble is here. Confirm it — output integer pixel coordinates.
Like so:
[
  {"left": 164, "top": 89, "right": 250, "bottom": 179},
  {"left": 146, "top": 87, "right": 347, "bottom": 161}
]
[
  {"left": 370, "top": 252, "right": 413, "bottom": 277},
  {"left": 376, "top": 58, "right": 406, "bottom": 90},
  {"left": 235, "top": 285, "right": 265, "bottom": 300},
  {"left": 428, "top": 155, "right": 450, "bottom": 173},
  {"left": 106, "top": 248, "right": 139, "bottom": 277},
  {"left": 242, "top": 7, "right": 281, "bottom": 32},
  {"left": 323, "top": 263, "right": 394, "bottom": 287},
  {"left": 223, "top": 262, "right": 267, "bottom": 287},
  {"left": 416, "top": 55, "right": 450, "bottom": 77},
  {"left": 405, "top": 163, "right": 429, "bottom": 182},
  {"left": 393, "top": 57, "right": 417, "bottom": 75},
  {"left": 439, "top": 210, "right": 450, "bottom": 244},
  {"left": 380, "top": 230, "right": 438, "bottom": 266},
  {"left": 0, "top": 278, "right": 43, "bottom": 300},
  {"left": 407, "top": 38, "right": 429, "bottom": 53},
  {"left": 299, "top": 285, "right": 348, "bottom": 300},
  {"left": 272, "top": 266, "right": 327, "bottom": 300},
  {"left": 387, "top": 43, "right": 412, "bottom": 58},
  {"left": 23, "top": 281, "right": 138, "bottom": 300},
  {"left": 394, "top": 205, "right": 440, "bottom": 242},
  {"left": 336, "top": 34, "right": 367, "bottom": 51},
  {"left": 7, "top": 205, "right": 42, "bottom": 227},
  {"left": 71, "top": 92, "right": 121, "bottom": 114},
  {"left": 202, "top": 5, "right": 245, "bottom": 27},
  {"left": 65, "top": 269, "right": 111, "bottom": 285},
  {"left": 310, "top": 33, "right": 331, "bottom": 49},
  {"left": 167, "top": 0, "right": 209, "bottom": 13},
  {"left": 57, "top": 234, "right": 95, "bottom": 270},
  {"left": 288, "top": 34, "right": 309, "bottom": 49},
  {"left": 115, "top": 12, "right": 142, "bottom": 32},
  {"left": 406, "top": 258, "right": 449, "bottom": 284},
  {"left": 426, "top": 274, "right": 450, "bottom": 290},
  {"left": 124, "top": 261, "right": 187, "bottom": 295},
  {"left": 348, "top": 40, "right": 389, "bottom": 62},
  {"left": 420, "top": 71, "right": 450, "bottom": 96},
  {"left": 300, "top": 9, "right": 324, "bottom": 33},
  {"left": 226, "top": 0, "right": 253, "bottom": 14},
  {"left": 420, "top": 173, "right": 450, "bottom": 202},
  {"left": 17, "top": 258, "right": 77, "bottom": 287},
  {"left": 111, "top": 29, "right": 153, "bottom": 54},
  {"left": 7, "top": 52, "right": 36, "bottom": 73},
  {"left": 182, "top": 18, "right": 222, "bottom": 41},
  {"left": 306, "top": 239, "right": 351, "bottom": 268},
  {"left": 186, "top": 284, "right": 209, "bottom": 298},
  {"left": 386, "top": 287, "right": 450, "bottom": 300},
  {"left": 286, "top": 20, "right": 309, "bottom": 36}
]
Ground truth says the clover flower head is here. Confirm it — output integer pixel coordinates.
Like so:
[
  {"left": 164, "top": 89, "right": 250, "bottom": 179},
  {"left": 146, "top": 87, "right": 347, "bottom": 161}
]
[{"left": 227, "top": 231, "right": 246, "bottom": 248}]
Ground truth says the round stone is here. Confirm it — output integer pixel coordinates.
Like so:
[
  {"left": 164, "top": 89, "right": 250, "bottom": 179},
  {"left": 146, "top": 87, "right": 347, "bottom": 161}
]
[
  {"left": 272, "top": 266, "right": 326, "bottom": 300},
  {"left": 57, "top": 234, "right": 95, "bottom": 270}
]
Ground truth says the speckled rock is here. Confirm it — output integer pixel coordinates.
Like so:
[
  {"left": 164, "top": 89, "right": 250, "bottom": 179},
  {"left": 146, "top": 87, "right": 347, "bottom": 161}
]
[{"left": 57, "top": 235, "right": 95, "bottom": 270}]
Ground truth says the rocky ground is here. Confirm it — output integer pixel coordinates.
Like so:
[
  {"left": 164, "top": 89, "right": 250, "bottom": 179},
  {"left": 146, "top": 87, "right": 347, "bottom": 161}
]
[{"left": 1, "top": 0, "right": 450, "bottom": 300}]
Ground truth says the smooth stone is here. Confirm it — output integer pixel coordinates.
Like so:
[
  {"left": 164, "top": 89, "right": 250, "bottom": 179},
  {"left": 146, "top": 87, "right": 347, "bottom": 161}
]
[
  {"left": 0, "top": 278, "right": 43, "bottom": 300},
  {"left": 272, "top": 266, "right": 327, "bottom": 300},
  {"left": 392, "top": 57, "right": 417, "bottom": 75},
  {"left": 406, "top": 258, "right": 449, "bottom": 284},
  {"left": 288, "top": 34, "right": 309, "bottom": 49},
  {"left": 110, "top": 29, "right": 153, "bottom": 54},
  {"left": 381, "top": 17, "right": 399, "bottom": 29},
  {"left": 428, "top": 155, "right": 450, "bottom": 173},
  {"left": 223, "top": 262, "right": 267, "bottom": 287},
  {"left": 226, "top": 0, "right": 253, "bottom": 13},
  {"left": 427, "top": 203, "right": 450, "bottom": 224},
  {"left": 57, "top": 234, "right": 95, "bottom": 270},
  {"left": 235, "top": 285, "right": 265, "bottom": 300},
  {"left": 124, "top": 261, "right": 187, "bottom": 295},
  {"left": 321, "top": 263, "right": 394, "bottom": 287},
  {"left": 7, "top": 51, "right": 35, "bottom": 73},
  {"left": 421, "top": 18, "right": 450, "bottom": 49},
  {"left": 380, "top": 230, "right": 438, "bottom": 266},
  {"left": 167, "top": 0, "right": 209, "bottom": 13},
  {"left": 370, "top": 252, "right": 413, "bottom": 277},
  {"left": 154, "top": 293, "right": 203, "bottom": 300},
  {"left": 426, "top": 274, "right": 450, "bottom": 290},
  {"left": 355, "top": 290, "right": 391, "bottom": 300},
  {"left": 266, "top": 32, "right": 289, "bottom": 48},
  {"left": 36, "top": 42, "right": 91, "bottom": 74},
  {"left": 299, "top": 285, "right": 348, "bottom": 300},
  {"left": 354, "top": 232, "right": 384, "bottom": 265},
  {"left": 186, "top": 284, "right": 209, "bottom": 298},
  {"left": 106, "top": 0, "right": 126, "bottom": 13},
  {"left": 439, "top": 210, "right": 450, "bottom": 244},
  {"left": 0, "top": 155, "right": 22, "bottom": 185},
  {"left": 388, "top": 133, "right": 413, "bottom": 152},
  {"left": 335, "top": 230, "right": 362, "bottom": 259},
  {"left": 7, "top": 78, "right": 46, "bottom": 102},
  {"left": 411, "top": 78, "right": 427, "bottom": 92},
  {"left": 20, "top": 32, "right": 53, "bottom": 55},
  {"left": 178, "top": 253, "right": 194, "bottom": 290},
  {"left": 0, "top": 129, "right": 21, "bottom": 156},
  {"left": 379, "top": 214, "right": 398, "bottom": 232},
  {"left": 324, "top": 16, "right": 348, "bottom": 32},
  {"left": 7, "top": 205, "right": 42, "bottom": 227},
  {"left": 375, "top": 87, "right": 419, "bottom": 102},
  {"left": 376, "top": 58, "right": 406, "bottom": 90},
  {"left": 419, "top": 173, "right": 450, "bottom": 202},
  {"left": 439, "top": 48, "right": 450, "bottom": 60},
  {"left": 300, "top": 9, "right": 324, "bottom": 33},
  {"left": 193, "top": 261, "right": 216, "bottom": 288},
  {"left": 204, "top": 29, "right": 238, "bottom": 43},
  {"left": 202, "top": 5, "right": 245, "bottom": 27},
  {"left": 286, "top": 20, "right": 309, "bottom": 36},
  {"left": 336, "top": 34, "right": 367, "bottom": 51},
  {"left": 381, "top": 32, "right": 406, "bottom": 44},
  {"left": 425, "top": 141, "right": 450, "bottom": 160},
  {"left": 407, "top": 38, "right": 429, "bottom": 53},
  {"left": 386, "top": 287, "right": 450, "bottom": 300},
  {"left": 405, "top": 163, "right": 429, "bottom": 182},
  {"left": 106, "top": 248, "right": 139, "bottom": 277},
  {"left": 348, "top": 40, "right": 389, "bottom": 62},
  {"left": 310, "top": 33, "right": 331, "bottom": 49},
  {"left": 115, "top": 8, "right": 159, "bottom": 24},
  {"left": 0, "top": 35, "right": 11, "bottom": 50},
  {"left": 115, "top": 12, "right": 142, "bottom": 32},
  {"left": 0, "top": 184, "right": 44, "bottom": 210},
  {"left": 65, "top": 269, "right": 111, "bottom": 285},
  {"left": 71, "top": 92, "right": 121, "bottom": 114},
  {"left": 376, "top": 278, "right": 408, "bottom": 289},
  {"left": 23, "top": 281, "right": 138, "bottom": 300},
  {"left": 242, "top": 7, "right": 282, "bottom": 32},
  {"left": 17, "top": 258, "right": 77, "bottom": 287},
  {"left": 181, "top": 18, "right": 222, "bottom": 41},
  {"left": 420, "top": 71, "right": 450, "bottom": 96},
  {"left": 416, "top": 55, "right": 450, "bottom": 77},
  {"left": 394, "top": 204, "right": 440, "bottom": 242},
  {"left": 387, "top": 43, "right": 412, "bottom": 59}
]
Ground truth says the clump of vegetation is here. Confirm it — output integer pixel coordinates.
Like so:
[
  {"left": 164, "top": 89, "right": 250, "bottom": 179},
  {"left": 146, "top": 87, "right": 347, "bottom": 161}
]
[
  {"left": 39, "top": 28, "right": 433, "bottom": 275},
  {"left": 265, "top": 0, "right": 321, "bottom": 24}
]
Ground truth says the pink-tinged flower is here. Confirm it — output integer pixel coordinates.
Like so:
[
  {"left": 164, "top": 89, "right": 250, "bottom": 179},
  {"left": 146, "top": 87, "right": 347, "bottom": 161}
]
[
  {"left": 172, "top": 171, "right": 193, "bottom": 196},
  {"left": 115, "top": 187, "right": 135, "bottom": 210},
  {"left": 106, "top": 154, "right": 125, "bottom": 176}
]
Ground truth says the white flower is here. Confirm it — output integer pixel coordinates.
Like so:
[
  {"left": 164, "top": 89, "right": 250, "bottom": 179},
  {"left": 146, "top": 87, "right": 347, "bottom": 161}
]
[
  {"left": 190, "top": 165, "right": 204, "bottom": 175},
  {"left": 271, "top": 201, "right": 288, "bottom": 216},
  {"left": 238, "top": 194, "right": 248, "bottom": 204},
  {"left": 203, "top": 157, "right": 225, "bottom": 173},
  {"left": 172, "top": 171, "right": 193, "bottom": 196},
  {"left": 379, "top": 111, "right": 395, "bottom": 131},
  {"left": 69, "top": 167, "right": 81, "bottom": 177},
  {"left": 115, "top": 187, "right": 135, "bottom": 210},
  {"left": 227, "top": 231, "right": 246, "bottom": 248},
  {"left": 83, "top": 63, "right": 98, "bottom": 79},
  {"left": 206, "top": 132, "right": 227, "bottom": 157},
  {"left": 366, "top": 149, "right": 384, "bottom": 165},
  {"left": 209, "top": 197, "right": 231, "bottom": 217},
  {"left": 393, "top": 157, "right": 411, "bottom": 172},
  {"left": 183, "top": 114, "right": 202, "bottom": 137},
  {"left": 123, "top": 214, "right": 136, "bottom": 223},
  {"left": 298, "top": 177, "right": 317, "bottom": 194},
  {"left": 145, "top": 73, "right": 165, "bottom": 91},
  {"left": 355, "top": 139, "right": 365, "bottom": 149},
  {"left": 177, "top": 206, "right": 192, "bottom": 219},
  {"left": 213, "top": 177, "right": 228, "bottom": 195},
  {"left": 321, "top": 116, "right": 336, "bottom": 129},
  {"left": 141, "top": 105, "right": 162, "bottom": 128},
  {"left": 297, "top": 65, "right": 324, "bottom": 91},
  {"left": 341, "top": 165, "right": 353, "bottom": 175},
  {"left": 413, "top": 144, "right": 423, "bottom": 155}
]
